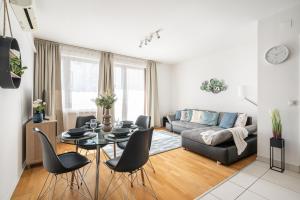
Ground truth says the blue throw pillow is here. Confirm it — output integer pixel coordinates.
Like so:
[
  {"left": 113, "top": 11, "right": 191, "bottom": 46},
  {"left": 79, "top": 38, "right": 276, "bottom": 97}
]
[
  {"left": 219, "top": 112, "right": 238, "bottom": 129},
  {"left": 200, "top": 111, "right": 219, "bottom": 126},
  {"left": 175, "top": 110, "right": 181, "bottom": 120}
]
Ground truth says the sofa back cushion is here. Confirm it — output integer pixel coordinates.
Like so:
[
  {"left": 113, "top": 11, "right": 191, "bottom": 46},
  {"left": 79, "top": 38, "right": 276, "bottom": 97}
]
[
  {"left": 200, "top": 111, "right": 219, "bottom": 126},
  {"left": 234, "top": 113, "right": 248, "bottom": 127},
  {"left": 175, "top": 110, "right": 181, "bottom": 120},
  {"left": 180, "top": 110, "right": 191, "bottom": 121},
  {"left": 190, "top": 110, "right": 204, "bottom": 123},
  {"left": 219, "top": 112, "right": 238, "bottom": 128}
]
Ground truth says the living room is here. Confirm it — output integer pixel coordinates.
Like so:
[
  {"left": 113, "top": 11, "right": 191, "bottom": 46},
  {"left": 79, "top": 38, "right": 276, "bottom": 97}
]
[{"left": 1, "top": 0, "right": 300, "bottom": 200}]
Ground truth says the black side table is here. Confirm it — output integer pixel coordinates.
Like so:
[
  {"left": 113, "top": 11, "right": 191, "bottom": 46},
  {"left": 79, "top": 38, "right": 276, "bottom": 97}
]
[
  {"left": 162, "top": 116, "right": 168, "bottom": 127},
  {"left": 270, "top": 137, "right": 285, "bottom": 172}
]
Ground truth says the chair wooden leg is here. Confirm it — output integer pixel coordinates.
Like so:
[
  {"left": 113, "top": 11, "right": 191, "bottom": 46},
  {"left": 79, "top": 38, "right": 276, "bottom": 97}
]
[
  {"left": 131, "top": 173, "right": 134, "bottom": 187},
  {"left": 148, "top": 158, "right": 156, "bottom": 173},
  {"left": 141, "top": 169, "right": 145, "bottom": 186}
]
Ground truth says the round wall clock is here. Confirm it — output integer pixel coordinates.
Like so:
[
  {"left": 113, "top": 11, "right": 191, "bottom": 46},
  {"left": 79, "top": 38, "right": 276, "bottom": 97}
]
[{"left": 265, "top": 45, "right": 289, "bottom": 65}]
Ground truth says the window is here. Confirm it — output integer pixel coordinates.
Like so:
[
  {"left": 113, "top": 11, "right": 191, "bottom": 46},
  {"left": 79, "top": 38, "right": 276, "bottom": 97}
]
[
  {"left": 61, "top": 54, "right": 99, "bottom": 130},
  {"left": 61, "top": 56, "right": 99, "bottom": 112},
  {"left": 114, "top": 64, "right": 145, "bottom": 121}
]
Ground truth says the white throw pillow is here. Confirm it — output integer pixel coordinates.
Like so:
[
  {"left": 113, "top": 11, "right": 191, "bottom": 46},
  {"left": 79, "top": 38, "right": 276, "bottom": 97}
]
[
  {"left": 180, "top": 110, "right": 190, "bottom": 121},
  {"left": 234, "top": 113, "right": 248, "bottom": 127},
  {"left": 190, "top": 110, "right": 203, "bottom": 123}
]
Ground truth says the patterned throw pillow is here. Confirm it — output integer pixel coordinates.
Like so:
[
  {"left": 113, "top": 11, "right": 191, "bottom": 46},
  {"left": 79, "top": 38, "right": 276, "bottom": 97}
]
[
  {"left": 190, "top": 110, "right": 204, "bottom": 123},
  {"left": 200, "top": 111, "right": 219, "bottom": 126},
  {"left": 180, "top": 110, "right": 190, "bottom": 121},
  {"left": 219, "top": 112, "right": 238, "bottom": 129},
  {"left": 234, "top": 113, "right": 248, "bottom": 127}
]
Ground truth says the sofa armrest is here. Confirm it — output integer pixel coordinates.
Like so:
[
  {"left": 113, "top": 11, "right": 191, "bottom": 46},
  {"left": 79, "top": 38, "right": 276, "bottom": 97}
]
[{"left": 166, "top": 114, "right": 176, "bottom": 123}]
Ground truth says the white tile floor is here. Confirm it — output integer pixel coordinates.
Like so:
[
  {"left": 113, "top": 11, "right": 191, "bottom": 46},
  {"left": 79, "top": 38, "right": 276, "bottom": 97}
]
[{"left": 196, "top": 161, "right": 300, "bottom": 200}]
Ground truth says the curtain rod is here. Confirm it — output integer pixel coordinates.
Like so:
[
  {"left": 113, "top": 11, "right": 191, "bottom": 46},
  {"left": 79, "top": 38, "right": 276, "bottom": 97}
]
[{"left": 34, "top": 37, "right": 158, "bottom": 63}]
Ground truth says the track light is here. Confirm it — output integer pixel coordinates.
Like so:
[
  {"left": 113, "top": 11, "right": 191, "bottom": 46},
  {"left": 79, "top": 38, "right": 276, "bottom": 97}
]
[
  {"left": 138, "top": 29, "right": 162, "bottom": 48},
  {"left": 139, "top": 41, "right": 143, "bottom": 48},
  {"left": 156, "top": 31, "right": 160, "bottom": 39}
]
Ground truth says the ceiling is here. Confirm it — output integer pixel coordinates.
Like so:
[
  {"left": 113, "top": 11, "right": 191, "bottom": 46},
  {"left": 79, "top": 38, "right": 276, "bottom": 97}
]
[{"left": 33, "top": 0, "right": 300, "bottom": 64}]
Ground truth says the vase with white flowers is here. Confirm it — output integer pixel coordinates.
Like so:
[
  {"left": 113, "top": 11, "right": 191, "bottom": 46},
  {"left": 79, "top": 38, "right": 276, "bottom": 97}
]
[{"left": 32, "top": 99, "right": 46, "bottom": 123}]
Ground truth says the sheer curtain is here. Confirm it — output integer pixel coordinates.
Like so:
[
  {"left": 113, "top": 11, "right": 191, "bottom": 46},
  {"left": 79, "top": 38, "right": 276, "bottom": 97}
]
[
  {"left": 114, "top": 55, "right": 146, "bottom": 122},
  {"left": 60, "top": 45, "right": 100, "bottom": 130}
]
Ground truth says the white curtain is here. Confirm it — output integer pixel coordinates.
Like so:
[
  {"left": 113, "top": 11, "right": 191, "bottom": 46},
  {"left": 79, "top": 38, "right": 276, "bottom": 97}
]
[
  {"left": 145, "top": 60, "right": 161, "bottom": 127},
  {"left": 60, "top": 45, "right": 100, "bottom": 130}
]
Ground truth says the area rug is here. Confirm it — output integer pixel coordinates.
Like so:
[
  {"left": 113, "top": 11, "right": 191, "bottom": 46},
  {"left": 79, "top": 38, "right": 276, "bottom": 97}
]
[{"left": 102, "top": 130, "right": 181, "bottom": 158}]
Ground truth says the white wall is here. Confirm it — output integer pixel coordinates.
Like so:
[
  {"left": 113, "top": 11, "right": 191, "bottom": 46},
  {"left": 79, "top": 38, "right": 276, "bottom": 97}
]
[
  {"left": 0, "top": 0, "right": 35, "bottom": 199},
  {"left": 170, "top": 23, "right": 258, "bottom": 119},
  {"left": 157, "top": 63, "right": 172, "bottom": 121},
  {"left": 257, "top": 5, "right": 300, "bottom": 169}
]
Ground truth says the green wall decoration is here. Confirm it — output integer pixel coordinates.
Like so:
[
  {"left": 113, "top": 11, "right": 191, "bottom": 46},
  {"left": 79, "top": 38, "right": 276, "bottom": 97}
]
[{"left": 200, "top": 78, "right": 227, "bottom": 94}]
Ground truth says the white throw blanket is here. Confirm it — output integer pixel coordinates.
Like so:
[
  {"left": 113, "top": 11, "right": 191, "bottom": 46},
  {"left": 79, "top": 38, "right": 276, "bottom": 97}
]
[
  {"left": 200, "top": 127, "right": 249, "bottom": 155},
  {"left": 200, "top": 130, "right": 221, "bottom": 145},
  {"left": 228, "top": 127, "right": 249, "bottom": 155}
]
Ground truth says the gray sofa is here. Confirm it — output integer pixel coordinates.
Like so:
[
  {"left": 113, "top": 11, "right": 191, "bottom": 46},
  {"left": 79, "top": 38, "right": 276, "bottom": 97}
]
[{"left": 166, "top": 111, "right": 257, "bottom": 165}]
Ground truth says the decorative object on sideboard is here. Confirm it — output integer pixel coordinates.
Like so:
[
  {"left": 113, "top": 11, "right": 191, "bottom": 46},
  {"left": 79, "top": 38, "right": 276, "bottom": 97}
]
[
  {"left": 32, "top": 99, "right": 46, "bottom": 123},
  {"left": 270, "top": 109, "right": 282, "bottom": 139},
  {"left": 265, "top": 45, "right": 289, "bottom": 65},
  {"left": 238, "top": 85, "right": 257, "bottom": 106},
  {"left": 0, "top": 0, "right": 27, "bottom": 89},
  {"left": 200, "top": 78, "right": 227, "bottom": 94},
  {"left": 139, "top": 29, "right": 162, "bottom": 48},
  {"left": 95, "top": 92, "right": 117, "bottom": 132}
]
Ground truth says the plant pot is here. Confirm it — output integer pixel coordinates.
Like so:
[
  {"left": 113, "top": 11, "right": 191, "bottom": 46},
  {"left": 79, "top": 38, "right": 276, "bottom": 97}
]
[
  {"left": 102, "top": 108, "right": 112, "bottom": 132},
  {"left": 272, "top": 132, "right": 281, "bottom": 140},
  {"left": 270, "top": 137, "right": 284, "bottom": 148},
  {"left": 0, "top": 37, "right": 22, "bottom": 89},
  {"left": 33, "top": 112, "right": 43, "bottom": 123}
]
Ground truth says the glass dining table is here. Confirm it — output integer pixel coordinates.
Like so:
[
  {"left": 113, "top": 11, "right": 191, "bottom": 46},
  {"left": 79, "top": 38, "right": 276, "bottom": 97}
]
[{"left": 58, "top": 127, "right": 133, "bottom": 200}]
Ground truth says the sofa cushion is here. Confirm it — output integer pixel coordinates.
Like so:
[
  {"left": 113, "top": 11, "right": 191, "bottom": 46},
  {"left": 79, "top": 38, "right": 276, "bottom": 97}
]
[
  {"left": 200, "top": 111, "right": 219, "bottom": 126},
  {"left": 180, "top": 110, "right": 190, "bottom": 121},
  {"left": 175, "top": 110, "right": 181, "bottom": 120},
  {"left": 171, "top": 121, "right": 208, "bottom": 129},
  {"left": 190, "top": 110, "right": 204, "bottom": 123},
  {"left": 181, "top": 124, "right": 257, "bottom": 146},
  {"left": 181, "top": 126, "right": 224, "bottom": 144},
  {"left": 219, "top": 112, "right": 238, "bottom": 128},
  {"left": 234, "top": 113, "right": 248, "bottom": 127}
]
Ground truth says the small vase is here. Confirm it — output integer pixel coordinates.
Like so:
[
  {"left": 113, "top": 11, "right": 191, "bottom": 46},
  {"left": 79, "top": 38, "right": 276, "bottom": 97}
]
[
  {"left": 102, "top": 108, "right": 112, "bottom": 132},
  {"left": 33, "top": 112, "right": 43, "bottom": 123}
]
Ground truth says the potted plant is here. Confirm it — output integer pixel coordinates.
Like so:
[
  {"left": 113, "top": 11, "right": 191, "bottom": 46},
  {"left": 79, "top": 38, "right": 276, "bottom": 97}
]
[
  {"left": 271, "top": 109, "right": 282, "bottom": 139},
  {"left": 95, "top": 93, "right": 117, "bottom": 132},
  {"left": 10, "top": 56, "right": 27, "bottom": 77},
  {"left": 32, "top": 99, "right": 46, "bottom": 123}
]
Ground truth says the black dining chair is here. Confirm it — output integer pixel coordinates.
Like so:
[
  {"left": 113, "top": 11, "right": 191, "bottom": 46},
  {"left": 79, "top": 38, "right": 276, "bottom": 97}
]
[
  {"left": 33, "top": 128, "right": 92, "bottom": 199},
  {"left": 75, "top": 115, "right": 109, "bottom": 176},
  {"left": 103, "top": 127, "right": 158, "bottom": 199},
  {"left": 117, "top": 115, "right": 156, "bottom": 172}
]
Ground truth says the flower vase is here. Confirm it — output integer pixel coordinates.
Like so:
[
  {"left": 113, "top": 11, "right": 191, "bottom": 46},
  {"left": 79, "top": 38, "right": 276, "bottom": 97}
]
[
  {"left": 33, "top": 112, "right": 43, "bottom": 123},
  {"left": 102, "top": 108, "right": 112, "bottom": 132}
]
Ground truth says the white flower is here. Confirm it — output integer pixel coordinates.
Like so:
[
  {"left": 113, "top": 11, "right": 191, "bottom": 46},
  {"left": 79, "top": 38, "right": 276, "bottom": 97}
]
[
  {"left": 37, "top": 99, "right": 43, "bottom": 103},
  {"left": 43, "top": 102, "right": 46, "bottom": 105}
]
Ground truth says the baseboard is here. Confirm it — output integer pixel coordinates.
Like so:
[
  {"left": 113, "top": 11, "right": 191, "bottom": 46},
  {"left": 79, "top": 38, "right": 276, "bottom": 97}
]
[{"left": 256, "top": 155, "right": 300, "bottom": 173}]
